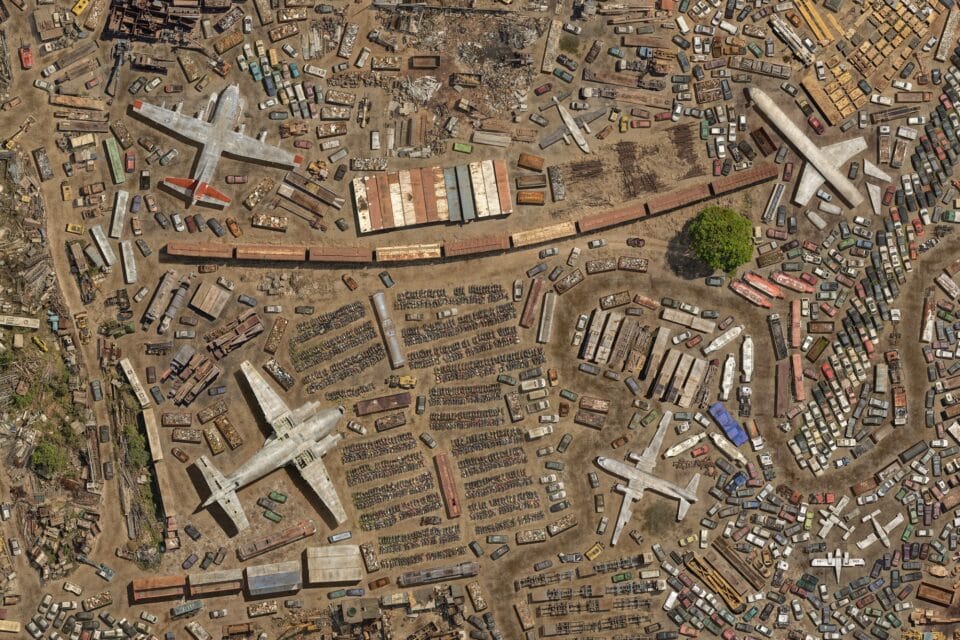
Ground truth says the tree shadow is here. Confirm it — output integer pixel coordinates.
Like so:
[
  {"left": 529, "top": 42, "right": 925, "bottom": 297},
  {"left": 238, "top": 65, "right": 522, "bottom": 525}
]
[{"left": 666, "top": 218, "right": 714, "bottom": 280}]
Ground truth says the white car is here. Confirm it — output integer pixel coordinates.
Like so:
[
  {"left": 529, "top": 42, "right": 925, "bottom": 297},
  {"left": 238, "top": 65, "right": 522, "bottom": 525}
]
[
  {"left": 170, "top": 213, "right": 186, "bottom": 232},
  {"left": 34, "top": 78, "right": 51, "bottom": 91},
  {"left": 243, "top": 15, "right": 253, "bottom": 33},
  {"left": 672, "top": 330, "right": 692, "bottom": 344},
  {"left": 140, "top": 612, "right": 158, "bottom": 624},
  {"left": 210, "top": 609, "right": 227, "bottom": 619},
  {"left": 63, "top": 582, "right": 82, "bottom": 596},
  {"left": 562, "top": 22, "right": 582, "bottom": 34},
  {"left": 540, "top": 474, "right": 557, "bottom": 484},
  {"left": 259, "top": 97, "right": 277, "bottom": 110},
  {"left": 281, "top": 43, "right": 298, "bottom": 57},
  {"left": 145, "top": 77, "right": 162, "bottom": 92}
]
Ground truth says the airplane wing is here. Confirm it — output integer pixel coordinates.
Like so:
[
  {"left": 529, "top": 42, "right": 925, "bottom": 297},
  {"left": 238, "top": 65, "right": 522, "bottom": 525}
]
[
  {"left": 795, "top": 138, "right": 868, "bottom": 205},
  {"left": 219, "top": 130, "right": 302, "bottom": 168},
  {"left": 240, "top": 361, "right": 294, "bottom": 437},
  {"left": 196, "top": 456, "right": 250, "bottom": 531},
  {"left": 294, "top": 448, "right": 348, "bottom": 524},
  {"left": 610, "top": 484, "right": 644, "bottom": 545},
  {"left": 132, "top": 99, "right": 214, "bottom": 143},
  {"left": 676, "top": 473, "right": 699, "bottom": 520}
]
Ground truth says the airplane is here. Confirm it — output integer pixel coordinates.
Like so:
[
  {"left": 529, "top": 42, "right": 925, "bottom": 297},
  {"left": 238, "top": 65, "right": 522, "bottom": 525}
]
[
  {"left": 748, "top": 87, "right": 865, "bottom": 208},
  {"left": 131, "top": 83, "right": 303, "bottom": 208},
  {"left": 196, "top": 360, "right": 346, "bottom": 532},
  {"left": 811, "top": 549, "right": 865, "bottom": 583},
  {"left": 596, "top": 410, "right": 700, "bottom": 545},
  {"left": 539, "top": 103, "right": 603, "bottom": 152},
  {"left": 857, "top": 511, "right": 905, "bottom": 550},
  {"left": 817, "top": 495, "right": 854, "bottom": 539}
]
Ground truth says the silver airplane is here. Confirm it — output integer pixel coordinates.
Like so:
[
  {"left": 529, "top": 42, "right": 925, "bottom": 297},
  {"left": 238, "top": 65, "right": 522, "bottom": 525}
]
[
  {"left": 196, "top": 361, "right": 346, "bottom": 532},
  {"left": 811, "top": 549, "right": 864, "bottom": 583},
  {"left": 131, "top": 83, "right": 303, "bottom": 208},
  {"left": 596, "top": 410, "right": 700, "bottom": 545},
  {"left": 748, "top": 87, "right": 865, "bottom": 207}
]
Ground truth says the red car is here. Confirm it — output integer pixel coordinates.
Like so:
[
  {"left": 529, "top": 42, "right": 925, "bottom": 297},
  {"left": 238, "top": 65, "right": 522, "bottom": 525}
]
[
  {"left": 534, "top": 82, "right": 552, "bottom": 96},
  {"left": 882, "top": 184, "right": 896, "bottom": 206},
  {"left": 912, "top": 218, "right": 924, "bottom": 236},
  {"left": 782, "top": 162, "right": 794, "bottom": 182},
  {"left": 171, "top": 448, "right": 189, "bottom": 463},
  {"left": 626, "top": 237, "right": 645, "bottom": 248},
  {"left": 685, "top": 334, "right": 702, "bottom": 348},
  {"left": 807, "top": 114, "right": 825, "bottom": 134},
  {"left": 124, "top": 150, "right": 136, "bottom": 173},
  {"left": 18, "top": 44, "right": 33, "bottom": 70}
]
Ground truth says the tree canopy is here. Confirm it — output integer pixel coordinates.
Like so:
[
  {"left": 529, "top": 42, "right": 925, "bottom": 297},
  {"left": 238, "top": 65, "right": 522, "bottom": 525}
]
[
  {"left": 31, "top": 441, "right": 68, "bottom": 478},
  {"left": 688, "top": 206, "right": 753, "bottom": 274}
]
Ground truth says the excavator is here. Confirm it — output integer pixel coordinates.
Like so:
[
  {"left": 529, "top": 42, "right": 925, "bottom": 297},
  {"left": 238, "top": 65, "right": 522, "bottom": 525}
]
[{"left": 3, "top": 116, "right": 36, "bottom": 150}]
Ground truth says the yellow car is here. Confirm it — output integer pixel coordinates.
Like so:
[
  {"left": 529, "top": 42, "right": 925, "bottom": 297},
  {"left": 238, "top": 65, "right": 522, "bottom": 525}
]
[
  {"left": 678, "top": 533, "right": 698, "bottom": 547},
  {"left": 65, "top": 223, "right": 84, "bottom": 235},
  {"left": 584, "top": 542, "right": 605, "bottom": 561}
]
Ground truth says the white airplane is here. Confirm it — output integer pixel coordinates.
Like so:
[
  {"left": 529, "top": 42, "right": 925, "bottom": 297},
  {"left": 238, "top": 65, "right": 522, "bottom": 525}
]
[
  {"left": 817, "top": 495, "right": 854, "bottom": 539},
  {"left": 748, "top": 87, "right": 865, "bottom": 208},
  {"left": 131, "top": 84, "right": 303, "bottom": 207},
  {"left": 811, "top": 549, "right": 865, "bottom": 583},
  {"left": 196, "top": 361, "right": 346, "bottom": 532},
  {"left": 857, "top": 511, "right": 905, "bottom": 550},
  {"left": 596, "top": 410, "right": 700, "bottom": 545}
]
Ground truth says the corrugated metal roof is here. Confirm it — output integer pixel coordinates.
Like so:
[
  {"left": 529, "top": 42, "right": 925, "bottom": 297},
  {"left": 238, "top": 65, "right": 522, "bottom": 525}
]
[{"left": 245, "top": 561, "right": 302, "bottom": 595}]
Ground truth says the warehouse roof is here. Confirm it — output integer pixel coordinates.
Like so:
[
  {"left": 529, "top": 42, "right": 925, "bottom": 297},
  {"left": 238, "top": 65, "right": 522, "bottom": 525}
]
[
  {"left": 305, "top": 545, "right": 364, "bottom": 585},
  {"left": 245, "top": 560, "right": 302, "bottom": 596}
]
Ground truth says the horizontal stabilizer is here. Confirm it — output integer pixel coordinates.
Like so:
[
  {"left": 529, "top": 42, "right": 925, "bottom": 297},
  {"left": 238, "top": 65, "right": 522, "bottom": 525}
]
[{"left": 163, "top": 177, "right": 231, "bottom": 207}]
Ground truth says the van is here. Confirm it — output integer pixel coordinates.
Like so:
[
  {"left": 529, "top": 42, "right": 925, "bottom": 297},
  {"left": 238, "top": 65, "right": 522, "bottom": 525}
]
[{"left": 328, "top": 531, "right": 353, "bottom": 543}]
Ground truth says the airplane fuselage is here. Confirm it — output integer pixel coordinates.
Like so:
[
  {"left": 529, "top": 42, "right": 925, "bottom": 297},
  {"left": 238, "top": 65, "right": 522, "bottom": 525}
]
[
  {"left": 202, "top": 407, "right": 339, "bottom": 506},
  {"left": 189, "top": 86, "right": 241, "bottom": 203}
]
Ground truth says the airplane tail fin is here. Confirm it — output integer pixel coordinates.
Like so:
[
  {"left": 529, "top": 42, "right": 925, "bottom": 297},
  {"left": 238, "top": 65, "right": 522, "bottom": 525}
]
[
  {"left": 163, "top": 177, "right": 231, "bottom": 207},
  {"left": 677, "top": 473, "right": 700, "bottom": 520},
  {"left": 197, "top": 456, "right": 249, "bottom": 531}
]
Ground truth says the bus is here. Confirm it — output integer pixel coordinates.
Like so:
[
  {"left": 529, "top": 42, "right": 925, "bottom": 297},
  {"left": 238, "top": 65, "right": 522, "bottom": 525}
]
[
  {"left": 104, "top": 137, "right": 125, "bottom": 185},
  {"left": 171, "top": 600, "right": 204, "bottom": 619},
  {"left": 0, "top": 620, "right": 21, "bottom": 634}
]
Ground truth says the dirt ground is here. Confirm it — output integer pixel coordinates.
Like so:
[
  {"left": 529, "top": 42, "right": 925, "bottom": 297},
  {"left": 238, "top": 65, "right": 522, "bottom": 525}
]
[{"left": 2, "top": 0, "right": 959, "bottom": 637}]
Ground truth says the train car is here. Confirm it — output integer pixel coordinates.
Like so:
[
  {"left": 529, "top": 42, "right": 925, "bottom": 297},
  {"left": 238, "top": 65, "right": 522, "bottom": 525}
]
[
  {"left": 89, "top": 225, "right": 117, "bottom": 266},
  {"left": 120, "top": 240, "right": 137, "bottom": 284},
  {"left": 537, "top": 290, "right": 556, "bottom": 344},
  {"left": 109, "top": 189, "right": 128, "bottom": 239},
  {"left": 104, "top": 137, "right": 125, "bottom": 185}
]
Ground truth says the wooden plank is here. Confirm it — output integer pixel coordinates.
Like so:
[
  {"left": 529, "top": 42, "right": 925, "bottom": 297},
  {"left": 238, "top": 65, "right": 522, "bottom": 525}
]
[
  {"left": 376, "top": 174, "right": 393, "bottom": 230},
  {"left": 493, "top": 159, "right": 513, "bottom": 215},
  {"left": 409, "top": 168, "right": 427, "bottom": 225},
  {"left": 421, "top": 167, "right": 438, "bottom": 223},
  {"left": 365, "top": 176, "right": 383, "bottom": 232},
  {"left": 433, "top": 167, "right": 449, "bottom": 221}
]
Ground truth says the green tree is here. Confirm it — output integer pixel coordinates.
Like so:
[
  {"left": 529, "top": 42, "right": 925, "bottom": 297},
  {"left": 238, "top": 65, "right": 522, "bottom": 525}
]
[
  {"left": 31, "top": 441, "right": 68, "bottom": 477},
  {"left": 688, "top": 206, "right": 753, "bottom": 274}
]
